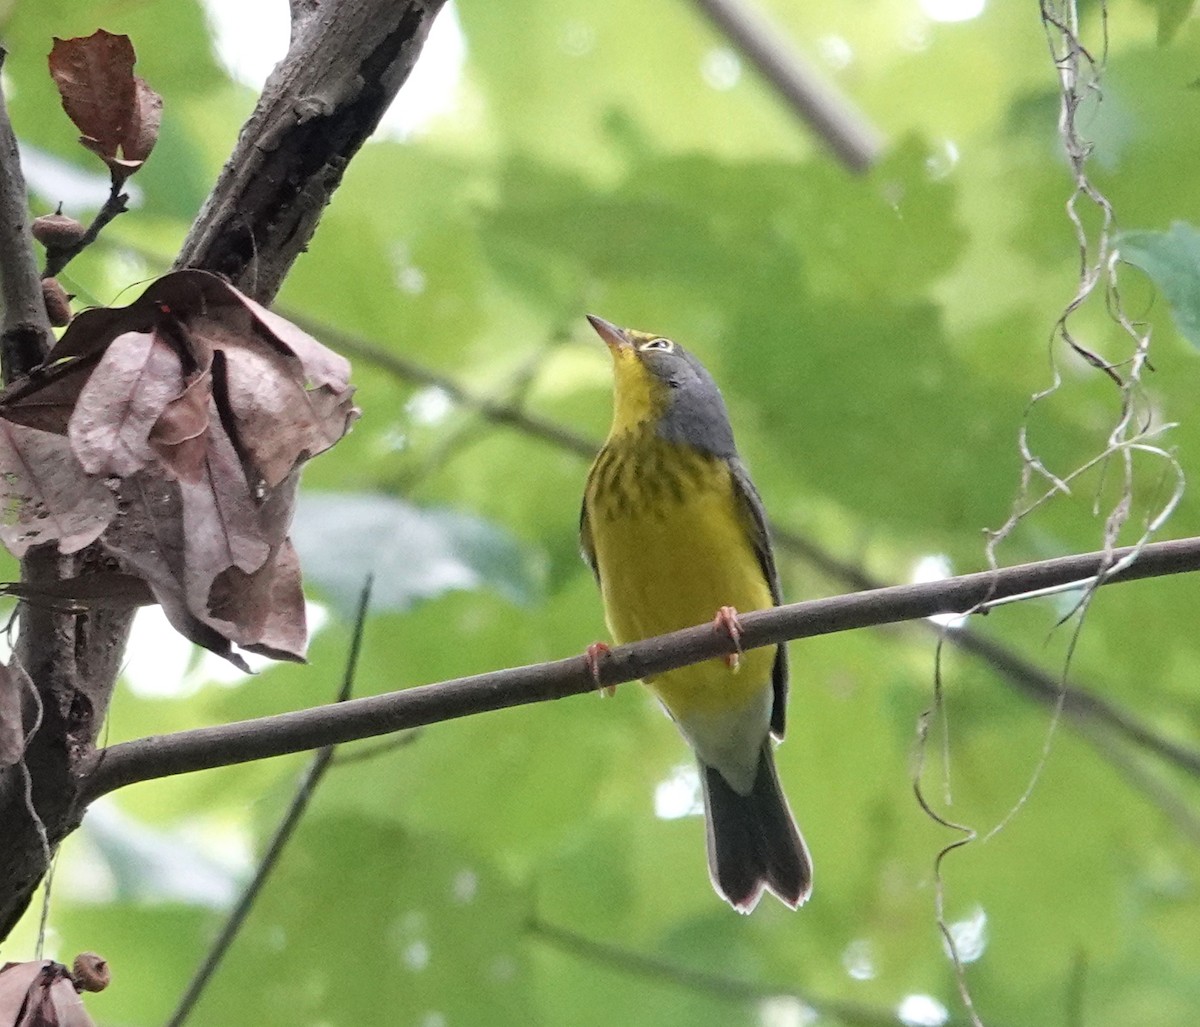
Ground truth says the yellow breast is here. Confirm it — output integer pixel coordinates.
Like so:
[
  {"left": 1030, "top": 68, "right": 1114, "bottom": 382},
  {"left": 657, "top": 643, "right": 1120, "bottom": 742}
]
[{"left": 584, "top": 434, "right": 775, "bottom": 719}]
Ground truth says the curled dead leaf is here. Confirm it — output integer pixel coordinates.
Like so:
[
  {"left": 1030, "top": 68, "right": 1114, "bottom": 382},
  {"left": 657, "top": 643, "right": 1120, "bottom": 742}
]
[
  {"left": 0, "top": 270, "right": 355, "bottom": 666},
  {"left": 0, "top": 960, "right": 96, "bottom": 1027},
  {"left": 0, "top": 421, "right": 116, "bottom": 556},
  {"left": 48, "top": 30, "right": 162, "bottom": 181},
  {"left": 69, "top": 330, "right": 187, "bottom": 477},
  {"left": 148, "top": 367, "right": 213, "bottom": 483}
]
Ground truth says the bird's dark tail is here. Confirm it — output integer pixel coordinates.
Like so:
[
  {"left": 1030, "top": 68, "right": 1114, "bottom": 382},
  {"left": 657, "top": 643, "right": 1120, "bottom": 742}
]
[{"left": 702, "top": 745, "right": 812, "bottom": 912}]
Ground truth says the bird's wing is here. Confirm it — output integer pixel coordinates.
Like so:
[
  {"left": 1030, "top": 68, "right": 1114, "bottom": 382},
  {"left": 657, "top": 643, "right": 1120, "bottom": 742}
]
[
  {"left": 728, "top": 458, "right": 789, "bottom": 739},
  {"left": 579, "top": 499, "right": 600, "bottom": 583}
]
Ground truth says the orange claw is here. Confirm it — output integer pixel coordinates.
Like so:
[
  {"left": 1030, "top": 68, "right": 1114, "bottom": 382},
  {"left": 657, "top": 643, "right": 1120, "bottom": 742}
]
[
  {"left": 713, "top": 606, "right": 743, "bottom": 672},
  {"left": 585, "top": 641, "right": 615, "bottom": 697}
]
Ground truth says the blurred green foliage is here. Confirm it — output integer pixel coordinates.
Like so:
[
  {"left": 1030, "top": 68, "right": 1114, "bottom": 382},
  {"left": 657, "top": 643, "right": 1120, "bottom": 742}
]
[{"left": 2, "top": 0, "right": 1200, "bottom": 1025}]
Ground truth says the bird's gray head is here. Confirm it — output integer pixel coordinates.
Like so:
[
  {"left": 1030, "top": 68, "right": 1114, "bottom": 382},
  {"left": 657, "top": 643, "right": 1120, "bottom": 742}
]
[{"left": 587, "top": 314, "right": 737, "bottom": 458}]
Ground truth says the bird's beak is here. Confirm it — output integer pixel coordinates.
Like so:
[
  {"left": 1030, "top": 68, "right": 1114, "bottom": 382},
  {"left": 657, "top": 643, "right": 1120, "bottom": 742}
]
[{"left": 587, "top": 314, "right": 633, "bottom": 353}]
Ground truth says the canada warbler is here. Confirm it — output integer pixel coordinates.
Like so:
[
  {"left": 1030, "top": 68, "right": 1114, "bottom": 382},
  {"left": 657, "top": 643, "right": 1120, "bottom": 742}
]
[{"left": 580, "top": 315, "right": 812, "bottom": 912}]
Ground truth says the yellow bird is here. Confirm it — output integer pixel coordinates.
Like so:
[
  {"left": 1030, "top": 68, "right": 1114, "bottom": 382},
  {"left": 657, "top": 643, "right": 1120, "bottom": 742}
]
[{"left": 580, "top": 315, "right": 812, "bottom": 912}]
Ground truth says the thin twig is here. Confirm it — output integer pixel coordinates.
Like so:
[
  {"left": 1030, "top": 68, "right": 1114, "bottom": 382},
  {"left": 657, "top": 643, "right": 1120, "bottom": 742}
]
[
  {"left": 165, "top": 577, "right": 373, "bottom": 1027},
  {"left": 393, "top": 332, "right": 573, "bottom": 494},
  {"left": 529, "top": 917, "right": 976, "bottom": 1027},
  {"left": 40, "top": 180, "right": 130, "bottom": 280},
  {"left": 952, "top": 628, "right": 1200, "bottom": 776},
  {"left": 292, "top": 315, "right": 597, "bottom": 459},
  {"left": 78, "top": 535, "right": 1200, "bottom": 802},
  {"left": 33, "top": 852, "right": 57, "bottom": 960},
  {"left": 687, "top": 0, "right": 883, "bottom": 172},
  {"left": 911, "top": 648, "right": 983, "bottom": 1027},
  {"left": 1065, "top": 949, "right": 1088, "bottom": 1027},
  {"left": 1072, "top": 723, "right": 1200, "bottom": 845},
  {"left": 331, "top": 730, "right": 420, "bottom": 767}
]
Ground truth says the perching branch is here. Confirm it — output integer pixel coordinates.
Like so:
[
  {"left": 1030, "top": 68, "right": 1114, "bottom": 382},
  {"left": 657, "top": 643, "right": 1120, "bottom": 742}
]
[
  {"left": 79, "top": 535, "right": 1200, "bottom": 803},
  {"left": 175, "top": 0, "right": 446, "bottom": 301},
  {"left": 321, "top": 320, "right": 1200, "bottom": 785},
  {"left": 687, "top": 0, "right": 884, "bottom": 172}
]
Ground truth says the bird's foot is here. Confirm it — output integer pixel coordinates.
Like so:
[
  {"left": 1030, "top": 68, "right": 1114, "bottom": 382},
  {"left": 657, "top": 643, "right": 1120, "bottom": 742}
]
[
  {"left": 585, "top": 641, "right": 615, "bottom": 696},
  {"left": 713, "top": 606, "right": 743, "bottom": 672}
]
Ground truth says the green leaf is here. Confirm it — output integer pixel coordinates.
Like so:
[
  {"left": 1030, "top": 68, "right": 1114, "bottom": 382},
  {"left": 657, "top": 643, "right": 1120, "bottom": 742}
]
[
  {"left": 1119, "top": 222, "right": 1200, "bottom": 347},
  {"left": 189, "top": 816, "right": 534, "bottom": 1026},
  {"left": 291, "top": 491, "right": 544, "bottom": 615},
  {"left": 1139, "top": 0, "right": 1196, "bottom": 44}
]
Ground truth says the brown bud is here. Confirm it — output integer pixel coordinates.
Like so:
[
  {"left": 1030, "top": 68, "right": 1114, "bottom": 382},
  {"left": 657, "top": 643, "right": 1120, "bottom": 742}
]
[
  {"left": 42, "top": 278, "right": 73, "bottom": 326},
  {"left": 31, "top": 213, "right": 87, "bottom": 249},
  {"left": 71, "top": 952, "right": 110, "bottom": 993}
]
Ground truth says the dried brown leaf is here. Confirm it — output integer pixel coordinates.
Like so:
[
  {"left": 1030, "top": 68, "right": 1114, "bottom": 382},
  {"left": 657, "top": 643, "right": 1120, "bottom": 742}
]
[
  {"left": 221, "top": 344, "right": 356, "bottom": 487},
  {"left": 179, "top": 411, "right": 272, "bottom": 603},
  {"left": 49, "top": 31, "right": 135, "bottom": 157},
  {"left": 210, "top": 540, "right": 307, "bottom": 660},
  {"left": 69, "top": 330, "right": 185, "bottom": 476},
  {"left": 123, "top": 77, "right": 163, "bottom": 162},
  {"left": 0, "top": 961, "right": 95, "bottom": 1027},
  {"left": 237, "top": 293, "right": 352, "bottom": 389},
  {"left": 47, "top": 976, "right": 95, "bottom": 1027},
  {"left": 0, "top": 961, "right": 42, "bottom": 1025},
  {"left": 103, "top": 473, "right": 251, "bottom": 671},
  {"left": 48, "top": 30, "right": 161, "bottom": 178},
  {"left": 0, "top": 420, "right": 116, "bottom": 556},
  {"left": 204, "top": 471, "right": 305, "bottom": 659},
  {"left": 0, "top": 270, "right": 352, "bottom": 666},
  {"left": 45, "top": 301, "right": 158, "bottom": 363},
  {"left": 148, "top": 370, "right": 212, "bottom": 483},
  {"left": 100, "top": 419, "right": 297, "bottom": 666}
]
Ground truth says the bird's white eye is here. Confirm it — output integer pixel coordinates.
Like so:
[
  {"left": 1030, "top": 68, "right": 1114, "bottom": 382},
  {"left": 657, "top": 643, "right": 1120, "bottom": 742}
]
[{"left": 640, "top": 338, "right": 674, "bottom": 352}]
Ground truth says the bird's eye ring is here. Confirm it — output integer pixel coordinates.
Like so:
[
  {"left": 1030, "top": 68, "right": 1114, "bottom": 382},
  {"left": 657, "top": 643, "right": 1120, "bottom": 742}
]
[{"left": 640, "top": 338, "right": 674, "bottom": 352}]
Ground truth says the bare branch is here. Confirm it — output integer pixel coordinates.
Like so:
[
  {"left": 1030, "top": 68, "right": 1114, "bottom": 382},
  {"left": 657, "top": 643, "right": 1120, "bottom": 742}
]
[
  {"left": 175, "top": 0, "right": 446, "bottom": 302},
  {"left": 40, "top": 181, "right": 130, "bottom": 280},
  {"left": 78, "top": 535, "right": 1200, "bottom": 802},
  {"left": 289, "top": 0, "right": 323, "bottom": 45},
  {"left": 688, "top": 0, "right": 884, "bottom": 173},
  {"left": 951, "top": 628, "right": 1200, "bottom": 776},
  {"left": 0, "top": 50, "right": 53, "bottom": 382},
  {"left": 298, "top": 316, "right": 598, "bottom": 459},
  {"left": 529, "top": 917, "right": 951, "bottom": 1027},
  {"left": 325, "top": 322, "right": 1200, "bottom": 782}
]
